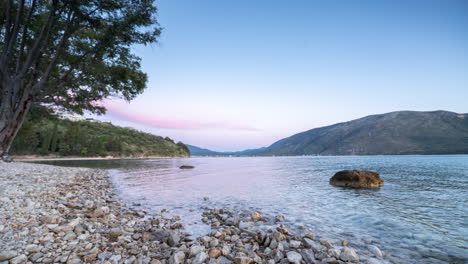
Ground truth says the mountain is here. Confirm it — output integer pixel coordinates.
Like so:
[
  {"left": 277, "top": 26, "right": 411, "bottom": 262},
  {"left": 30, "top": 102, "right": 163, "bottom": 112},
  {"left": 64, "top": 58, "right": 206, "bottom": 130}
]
[
  {"left": 186, "top": 144, "right": 266, "bottom": 156},
  {"left": 259, "top": 110, "right": 468, "bottom": 156},
  {"left": 186, "top": 145, "right": 221, "bottom": 156}
]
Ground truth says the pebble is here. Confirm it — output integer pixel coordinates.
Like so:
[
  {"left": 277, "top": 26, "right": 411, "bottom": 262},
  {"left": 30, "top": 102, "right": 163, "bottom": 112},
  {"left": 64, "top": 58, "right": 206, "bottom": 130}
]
[
  {"left": 234, "top": 256, "right": 254, "bottom": 264},
  {"left": 251, "top": 211, "right": 262, "bottom": 221},
  {"left": 287, "top": 251, "right": 303, "bottom": 264},
  {"left": 290, "top": 240, "right": 301, "bottom": 248},
  {"left": 192, "top": 252, "right": 208, "bottom": 264},
  {"left": 340, "top": 247, "right": 360, "bottom": 262}
]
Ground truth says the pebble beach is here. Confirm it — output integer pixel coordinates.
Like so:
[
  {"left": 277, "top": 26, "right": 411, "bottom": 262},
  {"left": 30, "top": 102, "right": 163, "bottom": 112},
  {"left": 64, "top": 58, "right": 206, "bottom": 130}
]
[{"left": 0, "top": 162, "right": 385, "bottom": 264}]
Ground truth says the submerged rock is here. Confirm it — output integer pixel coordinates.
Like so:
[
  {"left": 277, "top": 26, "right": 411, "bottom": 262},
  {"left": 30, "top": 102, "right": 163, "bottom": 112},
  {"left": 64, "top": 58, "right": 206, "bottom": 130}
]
[{"left": 330, "top": 170, "right": 384, "bottom": 188}]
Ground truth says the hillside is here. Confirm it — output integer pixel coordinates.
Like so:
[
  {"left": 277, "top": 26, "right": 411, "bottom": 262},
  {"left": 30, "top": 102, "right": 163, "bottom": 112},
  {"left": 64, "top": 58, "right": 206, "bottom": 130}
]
[
  {"left": 186, "top": 144, "right": 266, "bottom": 156},
  {"left": 11, "top": 108, "right": 190, "bottom": 158},
  {"left": 186, "top": 145, "right": 221, "bottom": 156},
  {"left": 259, "top": 110, "right": 468, "bottom": 156}
]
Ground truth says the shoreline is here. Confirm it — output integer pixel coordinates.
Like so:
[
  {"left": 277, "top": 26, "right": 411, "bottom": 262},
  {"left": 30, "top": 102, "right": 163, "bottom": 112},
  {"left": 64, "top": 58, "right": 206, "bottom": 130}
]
[
  {"left": 1, "top": 162, "right": 386, "bottom": 264},
  {"left": 13, "top": 155, "right": 189, "bottom": 162}
]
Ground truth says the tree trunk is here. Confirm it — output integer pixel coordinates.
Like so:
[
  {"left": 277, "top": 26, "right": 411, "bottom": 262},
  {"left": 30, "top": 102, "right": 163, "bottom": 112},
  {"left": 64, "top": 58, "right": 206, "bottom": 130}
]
[{"left": 0, "top": 94, "right": 33, "bottom": 160}]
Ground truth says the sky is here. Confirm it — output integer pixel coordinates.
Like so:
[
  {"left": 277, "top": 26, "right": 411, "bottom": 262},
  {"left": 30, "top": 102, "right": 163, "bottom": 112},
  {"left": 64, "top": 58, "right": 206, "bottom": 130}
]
[{"left": 93, "top": 0, "right": 468, "bottom": 151}]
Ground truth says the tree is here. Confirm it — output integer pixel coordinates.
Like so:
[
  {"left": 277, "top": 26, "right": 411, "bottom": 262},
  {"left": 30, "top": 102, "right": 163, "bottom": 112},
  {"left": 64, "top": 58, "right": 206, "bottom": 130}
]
[{"left": 0, "top": 0, "right": 161, "bottom": 159}]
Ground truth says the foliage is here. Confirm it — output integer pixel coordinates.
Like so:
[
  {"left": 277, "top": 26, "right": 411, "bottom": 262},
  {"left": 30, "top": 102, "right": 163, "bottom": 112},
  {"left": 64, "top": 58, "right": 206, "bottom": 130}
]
[
  {"left": 0, "top": 0, "right": 161, "bottom": 157},
  {"left": 11, "top": 108, "right": 190, "bottom": 157}
]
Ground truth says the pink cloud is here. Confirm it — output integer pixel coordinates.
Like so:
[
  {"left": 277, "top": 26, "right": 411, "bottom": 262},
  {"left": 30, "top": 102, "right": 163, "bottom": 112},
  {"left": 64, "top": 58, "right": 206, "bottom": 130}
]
[{"left": 103, "top": 100, "right": 259, "bottom": 131}]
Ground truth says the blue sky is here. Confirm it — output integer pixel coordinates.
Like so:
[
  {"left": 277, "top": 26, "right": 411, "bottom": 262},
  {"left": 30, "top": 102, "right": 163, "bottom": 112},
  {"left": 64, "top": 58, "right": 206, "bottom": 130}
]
[{"left": 97, "top": 0, "right": 468, "bottom": 151}]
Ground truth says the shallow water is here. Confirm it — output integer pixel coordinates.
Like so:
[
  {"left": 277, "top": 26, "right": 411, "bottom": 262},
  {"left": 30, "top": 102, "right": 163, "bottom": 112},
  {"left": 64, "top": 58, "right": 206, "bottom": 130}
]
[{"left": 36, "top": 155, "right": 468, "bottom": 263}]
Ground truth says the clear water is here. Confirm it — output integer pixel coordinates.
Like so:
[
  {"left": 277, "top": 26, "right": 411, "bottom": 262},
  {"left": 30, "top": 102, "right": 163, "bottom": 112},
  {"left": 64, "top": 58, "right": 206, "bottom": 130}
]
[{"left": 35, "top": 155, "right": 468, "bottom": 263}]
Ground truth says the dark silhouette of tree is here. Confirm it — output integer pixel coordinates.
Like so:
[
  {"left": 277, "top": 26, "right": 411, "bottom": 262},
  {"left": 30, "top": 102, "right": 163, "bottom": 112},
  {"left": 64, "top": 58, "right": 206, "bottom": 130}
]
[{"left": 0, "top": 0, "right": 161, "bottom": 159}]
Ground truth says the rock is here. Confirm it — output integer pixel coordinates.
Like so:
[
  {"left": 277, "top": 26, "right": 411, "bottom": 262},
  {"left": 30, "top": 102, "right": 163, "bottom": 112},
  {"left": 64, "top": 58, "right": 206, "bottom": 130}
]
[
  {"left": 328, "top": 248, "right": 341, "bottom": 259},
  {"left": 1, "top": 155, "right": 13, "bottom": 162},
  {"left": 152, "top": 230, "right": 170, "bottom": 241},
  {"left": 25, "top": 245, "right": 39, "bottom": 253},
  {"left": 269, "top": 239, "right": 278, "bottom": 249},
  {"left": 221, "top": 244, "right": 231, "bottom": 256},
  {"left": 179, "top": 165, "right": 194, "bottom": 169},
  {"left": 277, "top": 225, "right": 290, "bottom": 235},
  {"left": 190, "top": 245, "right": 205, "bottom": 256},
  {"left": 368, "top": 245, "right": 383, "bottom": 258},
  {"left": 315, "top": 252, "right": 330, "bottom": 261},
  {"left": 290, "top": 240, "right": 301, "bottom": 248},
  {"left": 30, "top": 252, "right": 44, "bottom": 262},
  {"left": 340, "top": 248, "right": 360, "bottom": 262},
  {"left": 238, "top": 221, "right": 250, "bottom": 229},
  {"left": 91, "top": 206, "right": 110, "bottom": 218},
  {"left": 67, "top": 218, "right": 81, "bottom": 227},
  {"left": 210, "top": 238, "right": 220, "bottom": 247},
  {"left": 108, "top": 255, "right": 122, "bottom": 264},
  {"left": 0, "top": 251, "right": 17, "bottom": 261},
  {"left": 366, "top": 257, "right": 384, "bottom": 264},
  {"left": 301, "top": 249, "right": 317, "bottom": 264},
  {"left": 275, "top": 215, "right": 286, "bottom": 222},
  {"left": 98, "top": 252, "right": 112, "bottom": 261},
  {"left": 9, "top": 255, "right": 27, "bottom": 264},
  {"left": 52, "top": 225, "right": 74, "bottom": 233},
  {"left": 142, "top": 232, "right": 151, "bottom": 242},
  {"left": 169, "top": 251, "right": 185, "bottom": 264},
  {"left": 40, "top": 215, "right": 59, "bottom": 224},
  {"left": 109, "top": 228, "right": 124, "bottom": 241},
  {"left": 329, "top": 170, "right": 384, "bottom": 188},
  {"left": 251, "top": 211, "right": 262, "bottom": 221},
  {"left": 286, "top": 251, "right": 302, "bottom": 264},
  {"left": 304, "top": 233, "right": 314, "bottom": 240},
  {"left": 234, "top": 257, "right": 254, "bottom": 264},
  {"left": 192, "top": 252, "right": 208, "bottom": 264},
  {"left": 83, "top": 253, "right": 98, "bottom": 262},
  {"left": 322, "top": 257, "right": 339, "bottom": 263},
  {"left": 168, "top": 232, "right": 180, "bottom": 246},
  {"left": 341, "top": 240, "right": 348, "bottom": 246},
  {"left": 303, "top": 238, "right": 326, "bottom": 253},
  {"left": 208, "top": 248, "right": 222, "bottom": 258},
  {"left": 319, "top": 239, "right": 333, "bottom": 249},
  {"left": 271, "top": 231, "right": 286, "bottom": 241}
]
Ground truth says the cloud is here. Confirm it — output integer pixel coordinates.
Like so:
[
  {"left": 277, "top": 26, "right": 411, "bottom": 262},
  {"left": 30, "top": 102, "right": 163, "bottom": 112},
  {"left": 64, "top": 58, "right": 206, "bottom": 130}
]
[{"left": 104, "top": 100, "right": 259, "bottom": 131}]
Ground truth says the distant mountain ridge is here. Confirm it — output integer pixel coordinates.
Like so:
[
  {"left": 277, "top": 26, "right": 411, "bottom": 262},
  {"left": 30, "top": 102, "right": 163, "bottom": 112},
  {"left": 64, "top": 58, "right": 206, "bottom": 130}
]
[
  {"left": 189, "top": 110, "right": 468, "bottom": 156},
  {"left": 186, "top": 144, "right": 265, "bottom": 156}
]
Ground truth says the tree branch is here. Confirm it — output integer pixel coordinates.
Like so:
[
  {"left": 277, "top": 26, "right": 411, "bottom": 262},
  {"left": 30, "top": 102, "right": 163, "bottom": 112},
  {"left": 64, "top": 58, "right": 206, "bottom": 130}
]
[
  {"left": 18, "top": 0, "right": 58, "bottom": 78},
  {"left": 16, "top": 0, "right": 37, "bottom": 72},
  {"left": 32, "top": 9, "right": 77, "bottom": 94},
  {"left": 4, "top": 0, "right": 25, "bottom": 61}
]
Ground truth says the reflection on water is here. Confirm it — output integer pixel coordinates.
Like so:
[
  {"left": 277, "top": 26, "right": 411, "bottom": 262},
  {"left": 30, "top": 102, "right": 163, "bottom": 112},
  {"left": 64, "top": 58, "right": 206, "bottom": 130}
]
[{"left": 35, "top": 155, "right": 468, "bottom": 263}]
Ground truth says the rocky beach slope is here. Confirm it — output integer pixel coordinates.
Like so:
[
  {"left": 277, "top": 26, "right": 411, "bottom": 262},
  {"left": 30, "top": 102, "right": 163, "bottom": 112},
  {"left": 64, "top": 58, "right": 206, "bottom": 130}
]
[{"left": 0, "top": 162, "right": 384, "bottom": 264}]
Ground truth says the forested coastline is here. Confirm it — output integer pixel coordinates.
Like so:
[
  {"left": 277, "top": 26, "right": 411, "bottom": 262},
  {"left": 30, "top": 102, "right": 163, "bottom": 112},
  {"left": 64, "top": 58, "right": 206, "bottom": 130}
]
[{"left": 11, "top": 107, "right": 190, "bottom": 158}]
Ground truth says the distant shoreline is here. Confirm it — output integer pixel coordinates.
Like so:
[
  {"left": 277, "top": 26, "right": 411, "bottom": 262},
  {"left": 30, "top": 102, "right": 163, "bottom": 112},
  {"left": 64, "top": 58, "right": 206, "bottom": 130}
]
[
  {"left": 13, "top": 153, "right": 468, "bottom": 162},
  {"left": 14, "top": 154, "right": 188, "bottom": 162}
]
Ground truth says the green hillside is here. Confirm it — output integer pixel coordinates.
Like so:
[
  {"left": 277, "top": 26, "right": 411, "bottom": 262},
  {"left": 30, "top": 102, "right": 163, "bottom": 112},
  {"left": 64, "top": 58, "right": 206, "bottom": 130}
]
[{"left": 11, "top": 108, "right": 190, "bottom": 158}]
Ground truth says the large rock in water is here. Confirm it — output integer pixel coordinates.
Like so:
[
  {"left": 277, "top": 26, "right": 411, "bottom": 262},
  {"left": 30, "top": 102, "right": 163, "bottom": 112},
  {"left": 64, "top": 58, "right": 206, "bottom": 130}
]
[{"left": 330, "top": 170, "right": 384, "bottom": 188}]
